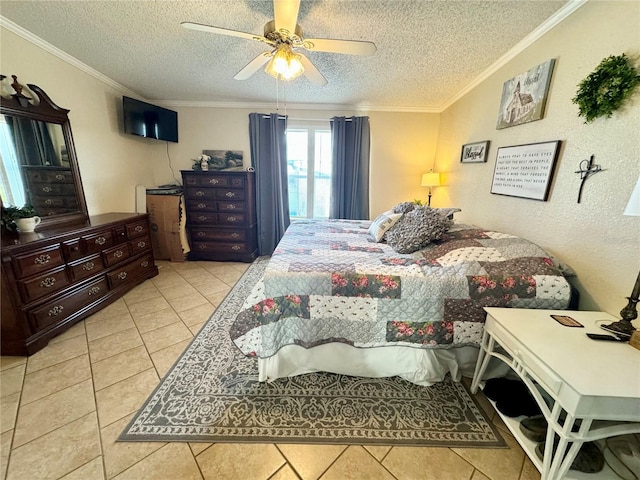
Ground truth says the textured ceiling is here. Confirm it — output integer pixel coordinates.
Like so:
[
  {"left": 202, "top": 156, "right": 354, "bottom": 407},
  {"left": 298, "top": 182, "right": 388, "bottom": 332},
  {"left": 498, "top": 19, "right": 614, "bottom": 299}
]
[{"left": 0, "top": 0, "right": 577, "bottom": 110}]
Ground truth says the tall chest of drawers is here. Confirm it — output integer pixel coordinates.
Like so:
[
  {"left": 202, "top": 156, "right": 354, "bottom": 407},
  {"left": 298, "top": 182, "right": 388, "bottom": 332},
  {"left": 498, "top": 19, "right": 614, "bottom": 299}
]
[
  {"left": 1, "top": 212, "right": 158, "bottom": 355},
  {"left": 181, "top": 170, "right": 258, "bottom": 262}
]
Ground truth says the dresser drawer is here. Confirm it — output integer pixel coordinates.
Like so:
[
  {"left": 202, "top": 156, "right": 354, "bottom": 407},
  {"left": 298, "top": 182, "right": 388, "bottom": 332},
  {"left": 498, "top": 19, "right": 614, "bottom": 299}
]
[
  {"left": 191, "top": 228, "right": 246, "bottom": 242},
  {"left": 188, "top": 212, "right": 217, "bottom": 224},
  {"left": 28, "top": 277, "right": 109, "bottom": 332},
  {"left": 218, "top": 201, "right": 245, "bottom": 212},
  {"left": 184, "top": 174, "right": 230, "bottom": 187},
  {"left": 126, "top": 220, "right": 149, "bottom": 239},
  {"left": 218, "top": 213, "right": 246, "bottom": 225},
  {"left": 185, "top": 187, "right": 215, "bottom": 200},
  {"left": 107, "top": 254, "right": 155, "bottom": 289},
  {"left": 68, "top": 254, "right": 105, "bottom": 282},
  {"left": 187, "top": 199, "right": 217, "bottom": 212},
  {"left": 18, "top": 265, "right": 70, "bottom": 303},
  {"left": 12, "top": 245, "right": 66, "bottom": 279},
  {"left": 102, "top": 244, "right": 131, "bottom": 267},
  {"left": 192, "top": 241, "right": 250, "bottom": 254},
  {"left": 129, "top": 235, "right": 152, "bottom": 255},
  {"left": 80, "top": 230, "right": 116, "bottom": 255},
  {"left": 215, "top": 188, "right": 246, "bottom": 200}
]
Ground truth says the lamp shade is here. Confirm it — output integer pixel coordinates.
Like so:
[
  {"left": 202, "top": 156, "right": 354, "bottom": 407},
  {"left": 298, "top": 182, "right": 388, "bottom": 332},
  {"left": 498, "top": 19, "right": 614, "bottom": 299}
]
[
  {"left": 624, "top": 177, "right": 640, "bottom": 216},
  {"left": 421, "top": 172, "right": 441, "bottom": 187}
]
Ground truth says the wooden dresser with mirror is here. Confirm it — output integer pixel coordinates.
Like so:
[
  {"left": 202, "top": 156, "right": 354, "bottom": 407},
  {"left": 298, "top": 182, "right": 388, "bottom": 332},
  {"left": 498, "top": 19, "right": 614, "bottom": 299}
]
[{"left": 0, "top": 77, "right": 158, "bottom": 356}]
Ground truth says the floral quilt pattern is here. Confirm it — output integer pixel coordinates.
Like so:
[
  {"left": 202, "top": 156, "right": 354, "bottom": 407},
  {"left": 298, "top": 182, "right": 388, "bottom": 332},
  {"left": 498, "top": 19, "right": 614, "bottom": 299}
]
[{"left": 230, "top": 220, "right": 574, "bottom": 357}]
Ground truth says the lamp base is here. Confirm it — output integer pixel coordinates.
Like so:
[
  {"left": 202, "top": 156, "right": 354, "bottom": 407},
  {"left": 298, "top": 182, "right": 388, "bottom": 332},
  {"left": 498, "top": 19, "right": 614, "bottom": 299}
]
[{"left": 600, "top": 319, "right": 636, "bottom": 338}]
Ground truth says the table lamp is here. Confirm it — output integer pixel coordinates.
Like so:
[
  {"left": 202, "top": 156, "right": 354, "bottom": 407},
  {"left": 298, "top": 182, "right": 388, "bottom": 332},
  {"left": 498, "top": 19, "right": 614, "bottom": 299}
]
[
  {"left": 421, "top": 171, "right": 441, "bottom": 206},
  {"left": 601, "top": 176, "right": 640, "bottom": 338}
]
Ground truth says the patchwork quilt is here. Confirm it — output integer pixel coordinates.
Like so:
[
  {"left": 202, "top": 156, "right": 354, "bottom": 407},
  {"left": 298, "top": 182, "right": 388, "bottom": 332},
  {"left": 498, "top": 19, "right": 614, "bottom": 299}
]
[{"left": 230, "top": 219, "right": 574, "bottom": 357}]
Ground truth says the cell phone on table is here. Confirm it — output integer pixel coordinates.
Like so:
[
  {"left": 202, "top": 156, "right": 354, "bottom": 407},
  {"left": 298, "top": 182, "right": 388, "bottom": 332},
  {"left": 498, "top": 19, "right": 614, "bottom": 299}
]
[{"left": 550, "top": 314, "right": 583, "bottom": 327}]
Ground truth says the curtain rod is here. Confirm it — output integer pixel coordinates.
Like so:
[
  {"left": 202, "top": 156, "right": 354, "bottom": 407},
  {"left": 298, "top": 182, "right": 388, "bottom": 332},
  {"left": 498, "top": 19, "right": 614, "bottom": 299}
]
[{"left": 260, "top": 114, "right": 354, "bottom": 122}]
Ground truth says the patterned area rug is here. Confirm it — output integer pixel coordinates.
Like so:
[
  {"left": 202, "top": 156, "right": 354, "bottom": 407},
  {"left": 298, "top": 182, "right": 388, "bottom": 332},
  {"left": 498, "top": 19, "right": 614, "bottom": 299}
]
[{"left": 119, "top": 257, "right": 505, "bottom": 447}]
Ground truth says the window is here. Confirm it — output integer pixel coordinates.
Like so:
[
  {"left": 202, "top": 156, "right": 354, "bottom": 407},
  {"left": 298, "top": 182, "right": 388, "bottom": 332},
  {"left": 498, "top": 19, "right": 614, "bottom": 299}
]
[{"left": 286, "top": 123, "right": 332, "bottom": 219}]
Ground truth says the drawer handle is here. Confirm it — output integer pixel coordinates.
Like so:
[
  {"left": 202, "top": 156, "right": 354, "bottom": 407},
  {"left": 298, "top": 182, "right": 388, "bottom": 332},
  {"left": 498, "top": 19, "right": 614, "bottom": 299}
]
[
  {"left": 197, "top": 232, "right": 206, "bottom": 237},
  {"left": 198, "top": 216, "right": 207, "bottom": 221},
  {"left": 208, "top": 179, "right": 219, "bottom": 185},
  {"left": 135, "top": 225, "right": 143, "bottom": 232},
  {"left": 42, "top": 186, "right": 53, "bottom": 193},
  {"left": 137, "top": 241, "right": 146, "bottom": 248},
  {"left": 48, "top": 305, "right": 64, "bottom": 316},
  {"left": 227, "top": 204, "right": 236, "bottom": 210},
  {"left": 55, "top": 174, "right": 65, "bottom": 180},
  {"left": 232, "top": 245, "right": 241, "bottom": 251},
  {"left": 227, "top": 216, "right": 238, "bottom": 222},
  {"left": 34, "top": 254, "right": 51, "bottom": 265},
  {"left": 83, "top": 261, "right": 95, "bottom": 271},
  {"left": 40, "top": 277, "right": 56, "bottom": 288},
  {"left": 88, "top": 286, "right": 101, "bottom": 296},
  {"left": 225, "top": 192, "right": 235, "bottom": 197},
  {"left": 231, "top": 233, "right": 240, "bottom": 238},
  {"left": 141, "top": 260, "right": 149, "bottom": 267},
  {"left": 197, "top": 203, "right": 207, "bottom": 209},
  {"left": 45, "top": 199, "right": 53, "bottom": 205},
  {"left": 95, "top": 237, "right": 106, "bottom": 246},
  {"left": 117, "top": 272, "right": 127, "bottom": 280},
  {"left": 198, "top": 245, "right": 207, "bottom": 250},
  {"left": 195, "top": 191, "right": 205, "bottom": 197},
  {"left": 114, "top": 250, "right": 124, "bottom": 258}
]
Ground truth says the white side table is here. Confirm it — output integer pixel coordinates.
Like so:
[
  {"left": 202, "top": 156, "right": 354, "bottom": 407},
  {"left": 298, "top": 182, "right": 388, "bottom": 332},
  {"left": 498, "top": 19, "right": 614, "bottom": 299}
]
[{"left": 471, "top": 308, "right": 640, "bottom": 480}]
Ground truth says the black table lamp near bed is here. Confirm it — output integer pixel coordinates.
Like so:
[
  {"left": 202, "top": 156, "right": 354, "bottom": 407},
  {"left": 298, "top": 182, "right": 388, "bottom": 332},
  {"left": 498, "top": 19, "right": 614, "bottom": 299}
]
[{"left": 601, "top": 177, "right": 640, "bottom": 338}]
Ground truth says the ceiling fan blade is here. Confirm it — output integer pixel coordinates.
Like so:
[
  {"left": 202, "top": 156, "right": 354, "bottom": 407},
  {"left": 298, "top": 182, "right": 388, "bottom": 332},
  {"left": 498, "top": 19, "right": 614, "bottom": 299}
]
[
  {"left": 234, "top": 52, "right": 273, "bottom": 80},
  {"left": 304, "top": 38, "right": 377, "bottom": 56},
  {"left": 274, "top": 0, "right": 300, "bottom": 35},
  {"left": 298, "top": 54, "right": 327, "bottom": 86},
  {"left": 181, "top": 22, "right": 268, "bottom": 43}
]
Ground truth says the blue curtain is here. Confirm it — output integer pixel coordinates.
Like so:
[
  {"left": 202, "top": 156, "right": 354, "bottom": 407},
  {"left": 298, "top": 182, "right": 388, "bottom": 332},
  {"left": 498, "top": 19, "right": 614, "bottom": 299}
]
[
  {"left": 249, "top": 113, "right": 290, "bottom": 255},
  {"left": 329, "top": 116, "right": 370, "bottom": 220}
]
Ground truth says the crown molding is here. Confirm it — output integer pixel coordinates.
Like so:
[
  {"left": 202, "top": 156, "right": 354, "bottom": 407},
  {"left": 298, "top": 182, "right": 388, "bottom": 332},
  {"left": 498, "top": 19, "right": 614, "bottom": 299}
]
[
  {"left": 438, "top": 0, "right": 588, "bottom": 111},
  {"left": 1, "top": 16, "right": 144, "bottom": 100},
  {"left": 159, "top": 100, "right": 440, "bottom": 113}
]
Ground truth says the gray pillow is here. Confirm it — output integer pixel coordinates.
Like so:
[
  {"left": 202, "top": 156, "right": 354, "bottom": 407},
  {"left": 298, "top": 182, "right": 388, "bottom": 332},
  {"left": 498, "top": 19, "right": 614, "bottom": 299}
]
[{"left": 386, "top": 206, "right": 452, "bottom": 254}]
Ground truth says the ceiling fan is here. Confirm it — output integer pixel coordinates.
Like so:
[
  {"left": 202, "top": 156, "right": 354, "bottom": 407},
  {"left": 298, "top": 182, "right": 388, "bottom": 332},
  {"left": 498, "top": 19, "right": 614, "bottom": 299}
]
[{"left": 181, "top": 0, "right": 376, "bottom": 86}]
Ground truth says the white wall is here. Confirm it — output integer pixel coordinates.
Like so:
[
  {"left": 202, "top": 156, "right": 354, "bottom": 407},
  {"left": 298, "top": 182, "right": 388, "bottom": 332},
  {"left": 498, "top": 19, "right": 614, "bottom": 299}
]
[
  {"left": 0, "top": 27, "right": 160, "bottom": 215},
  {"left": 434, "top": 0, "right": 640, "bottom": 315}
]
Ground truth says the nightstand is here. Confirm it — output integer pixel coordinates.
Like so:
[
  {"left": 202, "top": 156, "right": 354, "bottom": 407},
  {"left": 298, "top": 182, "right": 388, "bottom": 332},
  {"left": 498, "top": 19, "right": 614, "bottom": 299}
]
[{"left": 471, "top": 308, "right": 640, "bottom": 480}]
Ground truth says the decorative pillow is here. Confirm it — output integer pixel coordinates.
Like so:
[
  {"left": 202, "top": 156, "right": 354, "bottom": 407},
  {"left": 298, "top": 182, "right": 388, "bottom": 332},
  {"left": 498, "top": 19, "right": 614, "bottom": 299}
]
[
  {"left": 367, "top": 210, "right": 403, "bottom": 242},
  {"left": 386, "top": 206, "right": 452, "bottom": 253},
  {"left": 433, "top": 207, "right": 462, "bottom": 219},
  {"left": 392, "top": 202, "right": 417, "bottom": 214}
]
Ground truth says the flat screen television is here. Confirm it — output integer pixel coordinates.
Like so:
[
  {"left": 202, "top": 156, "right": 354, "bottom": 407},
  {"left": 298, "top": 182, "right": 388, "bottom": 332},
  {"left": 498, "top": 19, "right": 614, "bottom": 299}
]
[{"left": 122, "top": 96, "right": 178, "bottom": 143}]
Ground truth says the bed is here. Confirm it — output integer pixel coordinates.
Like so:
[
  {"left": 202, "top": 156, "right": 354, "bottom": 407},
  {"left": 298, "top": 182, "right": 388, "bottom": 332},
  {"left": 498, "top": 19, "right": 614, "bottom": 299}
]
[{"left": 230, "top": 213, "right": 576, "bottom": 386}]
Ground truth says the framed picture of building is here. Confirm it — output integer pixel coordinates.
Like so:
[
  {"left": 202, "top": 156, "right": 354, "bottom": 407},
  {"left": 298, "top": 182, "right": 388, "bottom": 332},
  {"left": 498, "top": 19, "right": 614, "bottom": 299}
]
[{"left": 496, "top": 59, "right": 556, "bottom": 129}]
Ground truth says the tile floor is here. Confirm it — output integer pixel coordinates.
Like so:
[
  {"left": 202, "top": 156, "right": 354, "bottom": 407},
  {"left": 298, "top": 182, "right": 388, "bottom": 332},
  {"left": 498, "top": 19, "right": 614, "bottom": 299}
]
[{"left": 0, "top": 259, "right": 541, "bottom": 480}]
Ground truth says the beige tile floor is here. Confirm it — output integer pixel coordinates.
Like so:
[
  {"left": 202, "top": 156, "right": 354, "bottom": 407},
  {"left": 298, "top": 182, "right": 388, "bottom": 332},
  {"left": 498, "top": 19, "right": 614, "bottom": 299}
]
[{"left": 0, "top": 259, "right": 541, "bottom": 480}]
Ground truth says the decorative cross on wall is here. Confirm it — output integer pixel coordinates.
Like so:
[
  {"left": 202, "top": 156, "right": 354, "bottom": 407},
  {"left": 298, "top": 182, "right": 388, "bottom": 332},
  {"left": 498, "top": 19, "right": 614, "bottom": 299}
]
[{"left": 575, "top": 155, "right": 605, "bottom": 203}]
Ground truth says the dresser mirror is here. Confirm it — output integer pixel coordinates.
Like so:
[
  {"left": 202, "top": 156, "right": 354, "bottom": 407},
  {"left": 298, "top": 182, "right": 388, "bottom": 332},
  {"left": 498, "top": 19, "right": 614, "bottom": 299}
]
[{"left": 0, "top": 76, "right": 88, "bottom": 231}]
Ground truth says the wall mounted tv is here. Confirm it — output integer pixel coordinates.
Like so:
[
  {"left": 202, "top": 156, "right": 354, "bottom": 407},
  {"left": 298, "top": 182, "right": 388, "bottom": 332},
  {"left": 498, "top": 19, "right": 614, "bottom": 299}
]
[{"left": 122, "top": 96, "right": 178, "bottom": 143}]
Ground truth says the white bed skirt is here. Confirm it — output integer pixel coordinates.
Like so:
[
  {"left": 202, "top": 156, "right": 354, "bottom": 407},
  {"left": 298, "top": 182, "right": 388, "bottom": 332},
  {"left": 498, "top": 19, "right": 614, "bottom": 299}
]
[{"left": 258, "top": 343, "right": 509, "bottom": 386}]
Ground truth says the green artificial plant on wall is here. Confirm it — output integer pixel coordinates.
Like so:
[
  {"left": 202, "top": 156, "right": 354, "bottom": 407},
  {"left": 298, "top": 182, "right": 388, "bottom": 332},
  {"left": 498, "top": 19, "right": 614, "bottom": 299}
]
[{"left": 572, "top": 54, "right": 640, "bottom": 123}]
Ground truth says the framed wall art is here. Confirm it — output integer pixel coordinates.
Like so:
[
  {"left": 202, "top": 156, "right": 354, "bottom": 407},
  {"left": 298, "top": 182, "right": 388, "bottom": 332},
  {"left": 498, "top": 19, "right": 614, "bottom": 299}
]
[
  {"left": 490, "top": 140, "right": 561, "bottom": 201},
  {"left": 460, "top": 141, "right": 490, "bottom": 163},
  {"left": 496, "top": 59, "right": 556, "bottom": 130}
]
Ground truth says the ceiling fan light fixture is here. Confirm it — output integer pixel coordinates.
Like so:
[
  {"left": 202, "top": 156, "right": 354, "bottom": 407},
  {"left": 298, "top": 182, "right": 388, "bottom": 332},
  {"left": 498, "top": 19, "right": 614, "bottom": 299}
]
[{"left": 265, "top": 44, "right": 304, "bottom": 80}]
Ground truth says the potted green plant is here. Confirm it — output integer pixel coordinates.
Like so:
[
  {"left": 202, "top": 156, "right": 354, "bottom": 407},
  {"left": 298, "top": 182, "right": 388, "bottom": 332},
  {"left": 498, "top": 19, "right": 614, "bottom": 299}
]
[{"left": 1, "top": 204, "right": 40, "bottom": 232}]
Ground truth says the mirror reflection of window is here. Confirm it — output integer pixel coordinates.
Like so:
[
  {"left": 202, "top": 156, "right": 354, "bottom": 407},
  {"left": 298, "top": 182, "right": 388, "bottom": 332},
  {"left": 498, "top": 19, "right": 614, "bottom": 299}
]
[{"left": 0, "top": 115, "right": 26, "bottom": 207}]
